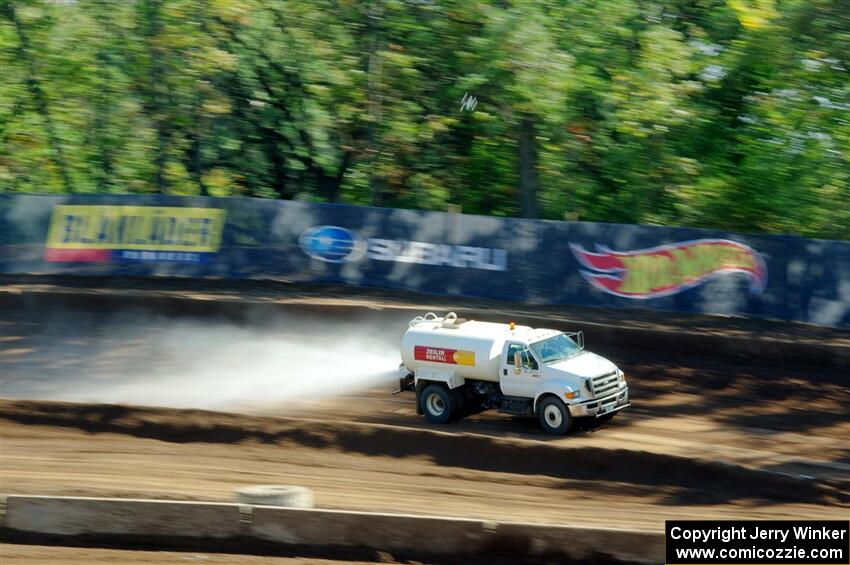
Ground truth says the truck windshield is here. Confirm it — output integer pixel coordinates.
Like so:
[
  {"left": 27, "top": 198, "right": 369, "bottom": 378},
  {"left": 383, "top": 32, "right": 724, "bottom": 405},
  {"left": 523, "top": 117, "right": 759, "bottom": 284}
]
[{"left": 531, "top": 334, "right": 582, "bottom": 364}]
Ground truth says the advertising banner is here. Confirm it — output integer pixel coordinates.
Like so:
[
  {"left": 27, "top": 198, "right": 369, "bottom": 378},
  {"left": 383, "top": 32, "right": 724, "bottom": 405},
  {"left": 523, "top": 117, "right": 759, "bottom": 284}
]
[
  {"left": 0, "top": 194, "right": 847, "bottom": 328},
  {"left": 44, "top": 205, "right": 226, "bottom": 263}
]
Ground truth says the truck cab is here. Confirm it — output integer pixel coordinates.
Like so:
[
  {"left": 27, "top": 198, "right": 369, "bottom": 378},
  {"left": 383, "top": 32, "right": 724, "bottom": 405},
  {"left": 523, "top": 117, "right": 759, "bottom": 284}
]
[{"left": 399, "top": 312, "right": 630, "bottom": 435}]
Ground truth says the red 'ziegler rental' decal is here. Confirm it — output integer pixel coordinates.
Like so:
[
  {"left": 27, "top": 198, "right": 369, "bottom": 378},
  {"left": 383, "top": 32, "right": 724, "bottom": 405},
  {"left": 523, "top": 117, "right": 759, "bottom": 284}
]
[
  {"left": 570, "top": 239, "right": 767, "bottom": 299},
  {"left": 413, "top": 346, "right": 475, "bottom": 366}
]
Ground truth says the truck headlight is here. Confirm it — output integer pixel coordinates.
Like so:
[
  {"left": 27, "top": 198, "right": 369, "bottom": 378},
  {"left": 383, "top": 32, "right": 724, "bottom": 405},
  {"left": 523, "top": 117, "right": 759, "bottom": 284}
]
[
  {"left": 617, "top": 369, "right": 624, "bottom": 383},
  {"left": 564, "top": 390, "right": 579, "bottom": 400}
]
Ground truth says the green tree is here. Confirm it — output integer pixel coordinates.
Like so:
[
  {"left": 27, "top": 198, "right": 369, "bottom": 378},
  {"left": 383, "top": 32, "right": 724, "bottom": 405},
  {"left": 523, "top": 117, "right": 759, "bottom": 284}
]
[{"left": 0, "top": 0, "right": 846, "bottom": 239}]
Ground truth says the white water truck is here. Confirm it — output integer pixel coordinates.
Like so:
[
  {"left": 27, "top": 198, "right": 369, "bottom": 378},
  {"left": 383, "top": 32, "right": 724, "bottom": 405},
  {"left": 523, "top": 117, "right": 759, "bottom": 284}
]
[{"left": 397, "top": 312, "right": 629, "bottom": 434}]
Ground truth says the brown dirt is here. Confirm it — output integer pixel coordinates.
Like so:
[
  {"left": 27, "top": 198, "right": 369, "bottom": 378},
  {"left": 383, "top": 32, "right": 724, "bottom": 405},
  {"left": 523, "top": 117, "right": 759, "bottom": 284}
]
[
  {"left": 0, "top": 279, "right": 847, "bottom": 558},
  {"left": 1, "top": 398, "right": 847, "bottom": 531},
  {"left": 2, "top": 274, "right": 848, "bottom": 345},
  {"left": 0, "top": 544, "right": 401, "bottom": 565}
]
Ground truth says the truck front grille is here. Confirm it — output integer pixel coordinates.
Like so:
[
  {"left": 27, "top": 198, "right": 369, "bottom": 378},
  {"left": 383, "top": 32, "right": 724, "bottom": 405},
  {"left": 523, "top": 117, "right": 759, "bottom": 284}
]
[{"left": 590, "top": 371, "right": 619, "bottom": 398}]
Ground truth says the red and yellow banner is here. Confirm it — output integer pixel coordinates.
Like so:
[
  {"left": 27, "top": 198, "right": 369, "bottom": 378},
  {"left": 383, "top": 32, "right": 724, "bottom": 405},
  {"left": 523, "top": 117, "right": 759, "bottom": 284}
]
[
  {"left": 413, "top": 346, "right": 476, "bottom": 366},
  {"left": 570, "top": 239, "right": 767, "bottom": 299}
]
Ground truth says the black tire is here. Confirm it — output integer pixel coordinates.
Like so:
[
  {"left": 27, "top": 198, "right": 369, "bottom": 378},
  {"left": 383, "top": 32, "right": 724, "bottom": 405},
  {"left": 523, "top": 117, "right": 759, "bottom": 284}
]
[
  {"left": 420, "top": 384, "right": 455, "bottom": 424},
  {"left": 452, "top": 388, "right": 468, "bottom": 419},
  {"left": 538, "top": 396, "right": 572, "bottom": 435}
]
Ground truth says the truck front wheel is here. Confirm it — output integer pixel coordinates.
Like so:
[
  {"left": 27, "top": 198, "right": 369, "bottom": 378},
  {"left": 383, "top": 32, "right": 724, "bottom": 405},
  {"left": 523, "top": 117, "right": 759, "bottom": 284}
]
[
  {"left": 421, "top": 384, "right": 455, "bottom": 425},
  {"left": 538, "top": 397, "right": 572, "bottom": 435}
]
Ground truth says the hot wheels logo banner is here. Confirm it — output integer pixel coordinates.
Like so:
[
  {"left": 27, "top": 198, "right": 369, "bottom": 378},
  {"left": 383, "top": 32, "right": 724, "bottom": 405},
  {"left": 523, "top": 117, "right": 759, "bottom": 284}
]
[{"left": 570, "top": 239, "right": 767, "bottom": 299}]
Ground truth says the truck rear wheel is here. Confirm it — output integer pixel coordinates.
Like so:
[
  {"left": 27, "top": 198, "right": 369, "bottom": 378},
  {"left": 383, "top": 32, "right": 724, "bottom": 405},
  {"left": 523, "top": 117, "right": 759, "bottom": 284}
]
[
  {"left": 421, "top": 384, "right": 455, "bottom": 425},
  {"left": 452, "top": 389, "right": 469, "bottom": 418},
  {"left": 538, "top": 397, "right": 572, "bottom": 435}
]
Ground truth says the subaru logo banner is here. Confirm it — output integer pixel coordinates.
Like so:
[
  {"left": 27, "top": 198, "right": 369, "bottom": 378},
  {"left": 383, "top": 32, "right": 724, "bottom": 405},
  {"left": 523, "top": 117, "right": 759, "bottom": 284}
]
[
  {"left": 299, "top": 225, "right": 367, "bottom": 263},
  {"left": 299, "top": 224, "right": 509, "bottom": 271}
]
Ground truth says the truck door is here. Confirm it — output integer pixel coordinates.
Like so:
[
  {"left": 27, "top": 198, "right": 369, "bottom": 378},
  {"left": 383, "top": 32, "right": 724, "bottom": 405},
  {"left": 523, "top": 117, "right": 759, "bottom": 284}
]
[{"left": 500, "top": 343, "right": 541, "bottom": 398}]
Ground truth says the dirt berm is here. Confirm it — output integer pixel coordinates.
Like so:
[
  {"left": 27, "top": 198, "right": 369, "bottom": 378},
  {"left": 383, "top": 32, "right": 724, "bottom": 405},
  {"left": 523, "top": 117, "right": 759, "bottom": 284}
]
[
  {"left": 2, "top": 275, "right": 848, "bottom": 367},
  {"left": 1, "top": 400, "right": 846, "bottom": 507}
]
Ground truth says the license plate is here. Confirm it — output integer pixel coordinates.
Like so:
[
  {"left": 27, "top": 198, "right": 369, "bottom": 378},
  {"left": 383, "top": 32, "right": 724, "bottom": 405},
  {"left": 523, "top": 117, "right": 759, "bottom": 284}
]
[{"left": 599, "top": 405, "right": 608, "bottom": 414}]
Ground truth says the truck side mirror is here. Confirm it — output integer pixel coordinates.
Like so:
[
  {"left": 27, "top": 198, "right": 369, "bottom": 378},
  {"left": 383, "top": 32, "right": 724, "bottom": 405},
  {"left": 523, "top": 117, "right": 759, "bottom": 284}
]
[{"left": 513, "top": 351, "right": 521, "bottom": 372}]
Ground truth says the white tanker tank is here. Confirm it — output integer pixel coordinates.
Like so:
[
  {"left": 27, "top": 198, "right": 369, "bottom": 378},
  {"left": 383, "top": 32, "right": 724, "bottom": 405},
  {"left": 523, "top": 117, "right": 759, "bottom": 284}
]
[
  {"left": 401, "top": 312, "right": 531, "bottom": 382},
  {"left": 397, "top": 312, "right": 630, "bottom": 435}
]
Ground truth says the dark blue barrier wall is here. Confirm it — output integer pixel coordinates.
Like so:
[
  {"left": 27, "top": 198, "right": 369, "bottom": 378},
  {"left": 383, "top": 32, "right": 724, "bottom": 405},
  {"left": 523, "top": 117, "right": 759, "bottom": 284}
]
[{"left": 1, "top": 194, "right": 848, "bottom": 327}]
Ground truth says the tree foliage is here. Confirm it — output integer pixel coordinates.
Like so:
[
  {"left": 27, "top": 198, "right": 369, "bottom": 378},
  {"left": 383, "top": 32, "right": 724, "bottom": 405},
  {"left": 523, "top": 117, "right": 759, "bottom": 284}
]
[{"left": 1, "top": 0, "right": 847, "bottom": 239}]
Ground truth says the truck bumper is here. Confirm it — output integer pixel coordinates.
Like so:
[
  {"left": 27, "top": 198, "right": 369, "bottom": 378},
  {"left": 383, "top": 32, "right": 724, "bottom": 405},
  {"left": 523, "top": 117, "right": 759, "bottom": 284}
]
[{"left": 568, "top": 385, "right": 630, "bottom": 418}]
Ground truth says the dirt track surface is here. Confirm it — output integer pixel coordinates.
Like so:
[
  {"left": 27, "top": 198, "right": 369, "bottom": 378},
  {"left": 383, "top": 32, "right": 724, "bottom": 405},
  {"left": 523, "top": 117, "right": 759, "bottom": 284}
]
[
  {"left": 0, "top": 545, "right": 397, "bottom": 565},
  {"left": 3, "top": 275, "right": 849, "bottom": 345},
  {"left": 1, "top": 395, "right": 847, "bottom": 531},
  {"left": 0, "top": 277, "right": 848, "bottom": 551}
]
